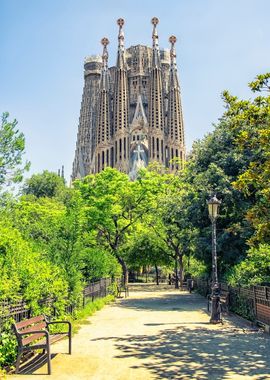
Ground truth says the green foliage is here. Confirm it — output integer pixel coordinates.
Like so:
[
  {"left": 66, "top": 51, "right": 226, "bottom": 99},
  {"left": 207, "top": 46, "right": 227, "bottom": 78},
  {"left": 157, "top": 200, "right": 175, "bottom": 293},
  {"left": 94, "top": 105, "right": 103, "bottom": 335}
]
[
  {"left": 184, "top": 256, "right": 207, "bottom": 279},
  {"left": 81, "top": 248, "right": 121, "bottom": 282},
  {"left": 138, "top": 167, "right": 201, "bottom": 285},
  {"left": 222, "top": 74, "right": 270, "bottom": 245},
  {"left": 226, "top": 244, "right": 270, "bottom": 286},
  {"left": 0, "top": 221, "right": 68, "bottom": 312},
  {"left": 12, "top": 196, "right": 65, "bottom": 246},
  {"left": 248, "top": 73, "right": 270, "bottom": 93},
  {"left": 127, "top": 230, "right": 171, "bottom": 270},
  {"left": 22, "top": 170, "right": 66, "bottom": 198},
  {"left": 183, "top": 73, "right": 270, "bottom": 277},
  {"left": 75, "top": 167, "right": 154, "bottom": 284},
  {"left": 0, "top": 112, "right": 30, "bottom": 190},
  {"left": 0, "top": 321, "right": 17, "bottom": 368},
  {"left": 184, "top": 121, "right": 253, "bottom": 273},
  {"left": 229, "top": 295, "right": 255, "bottom": 321}
]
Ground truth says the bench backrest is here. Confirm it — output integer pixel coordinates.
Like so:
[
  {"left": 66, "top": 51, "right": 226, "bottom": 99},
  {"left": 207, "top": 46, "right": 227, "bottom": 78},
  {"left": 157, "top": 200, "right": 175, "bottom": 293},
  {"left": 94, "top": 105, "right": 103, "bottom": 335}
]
[{"left": 13, "top": 315, "right": 47, "bottom": 346}]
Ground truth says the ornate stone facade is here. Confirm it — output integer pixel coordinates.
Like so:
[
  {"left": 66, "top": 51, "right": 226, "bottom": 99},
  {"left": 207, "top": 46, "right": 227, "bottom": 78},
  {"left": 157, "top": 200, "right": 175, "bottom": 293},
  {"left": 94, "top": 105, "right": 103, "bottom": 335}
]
[{"left": 72, "top": 18, "right": 185, "bottom": 180}]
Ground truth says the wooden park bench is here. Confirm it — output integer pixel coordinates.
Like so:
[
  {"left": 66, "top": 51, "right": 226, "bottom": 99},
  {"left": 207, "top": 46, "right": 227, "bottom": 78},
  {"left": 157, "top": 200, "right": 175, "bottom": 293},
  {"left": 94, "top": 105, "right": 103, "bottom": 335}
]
[
  {"left": 13, "top": 315, "right": 72, "bottom": 375},
  {"left": 220, "top": 290, "right": 230, "bottom": 313},
  {"left": 116, "top": 283, "right": 129, "bottom": 298},
  {"left": 207, "top": 290, "right": 230, "bottom": 314}
]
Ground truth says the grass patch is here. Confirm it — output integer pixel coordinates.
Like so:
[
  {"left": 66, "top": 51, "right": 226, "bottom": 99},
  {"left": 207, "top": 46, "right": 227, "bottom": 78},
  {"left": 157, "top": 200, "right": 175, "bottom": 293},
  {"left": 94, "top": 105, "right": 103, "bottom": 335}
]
[{"left": 71, "top": 295, "right": 115, "bottom": 335}]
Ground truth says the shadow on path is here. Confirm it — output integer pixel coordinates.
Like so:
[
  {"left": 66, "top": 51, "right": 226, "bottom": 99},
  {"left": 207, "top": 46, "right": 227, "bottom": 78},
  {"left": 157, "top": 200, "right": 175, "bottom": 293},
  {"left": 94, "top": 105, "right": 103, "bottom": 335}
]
[
  {"left": 92, "top": 327, "right": 270, "bottom": 379},
  {"left": 119, "top": 292, "right": 206, "bottom": 313},
  {"left": 95, "top": 292, "right": 270, "bottom": 379},
  {"left": 15, "top": 353, "right": 58, "bottom": 375}
]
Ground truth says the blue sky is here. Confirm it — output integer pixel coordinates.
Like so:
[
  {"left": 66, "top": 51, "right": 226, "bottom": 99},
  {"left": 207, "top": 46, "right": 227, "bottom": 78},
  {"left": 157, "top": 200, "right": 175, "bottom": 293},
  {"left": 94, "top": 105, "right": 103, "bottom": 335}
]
[{"left": 1, "top": 0, "right": 269, "bottom": 181}]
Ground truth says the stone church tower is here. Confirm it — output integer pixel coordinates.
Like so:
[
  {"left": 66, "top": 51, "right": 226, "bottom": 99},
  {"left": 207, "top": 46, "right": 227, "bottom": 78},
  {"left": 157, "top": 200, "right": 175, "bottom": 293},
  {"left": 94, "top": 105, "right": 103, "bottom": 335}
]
[{"left": 72, "top": 18, "right": 185, "bottom": 180}]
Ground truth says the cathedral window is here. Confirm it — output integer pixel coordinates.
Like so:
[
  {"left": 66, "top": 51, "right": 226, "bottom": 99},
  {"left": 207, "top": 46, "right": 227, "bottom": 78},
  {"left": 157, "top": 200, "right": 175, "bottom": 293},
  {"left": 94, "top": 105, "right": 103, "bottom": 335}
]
[
  {"left": 98, "top": 154, "right": 100, "bottom": 172},
  {"left": 111, "top": 147, "right": 114, "bottom": 167},
  {"left": 102, "top": 151, "right": 105, "bottom": 166},
  {"left": 165, "top": 146, "right": 168, "bottom": 159}
]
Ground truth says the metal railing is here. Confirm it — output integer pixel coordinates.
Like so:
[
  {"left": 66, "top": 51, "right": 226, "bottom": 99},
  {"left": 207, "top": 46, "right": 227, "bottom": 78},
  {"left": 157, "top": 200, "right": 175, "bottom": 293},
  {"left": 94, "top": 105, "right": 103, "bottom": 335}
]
[
  {"left": 195, "top": 278, "right": 270, "bottom": 325},
  {"left": 0, "top": 278, "right": 114, "bottom": 329}
]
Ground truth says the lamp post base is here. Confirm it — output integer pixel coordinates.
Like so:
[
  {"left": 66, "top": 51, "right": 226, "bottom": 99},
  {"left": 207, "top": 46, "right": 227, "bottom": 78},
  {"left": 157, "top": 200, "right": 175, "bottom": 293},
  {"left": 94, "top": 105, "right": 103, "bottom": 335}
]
[{"left": 210, "top": 294, "right": 222, "bottom": 324}]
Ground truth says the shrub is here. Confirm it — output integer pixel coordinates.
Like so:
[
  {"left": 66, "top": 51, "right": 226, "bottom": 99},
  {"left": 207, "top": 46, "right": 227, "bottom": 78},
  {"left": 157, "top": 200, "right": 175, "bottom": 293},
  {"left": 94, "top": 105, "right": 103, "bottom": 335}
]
[{"left": 226, "top": 244, "right": 270, "bottom": 286}]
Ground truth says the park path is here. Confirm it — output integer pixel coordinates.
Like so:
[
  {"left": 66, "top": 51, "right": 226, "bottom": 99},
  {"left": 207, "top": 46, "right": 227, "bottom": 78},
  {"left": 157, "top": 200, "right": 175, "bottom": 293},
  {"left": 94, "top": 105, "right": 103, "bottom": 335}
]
[{"left": 9, "top": 285, "right": 270, "bottom": 380}]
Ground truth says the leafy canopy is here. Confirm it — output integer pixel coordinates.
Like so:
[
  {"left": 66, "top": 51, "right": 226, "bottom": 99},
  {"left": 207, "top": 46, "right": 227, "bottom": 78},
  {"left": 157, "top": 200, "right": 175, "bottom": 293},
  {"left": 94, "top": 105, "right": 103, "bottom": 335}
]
[
  {"left": 0, "top": 112, "right": 30, "bottom": 190},
  {"left": 22, "top": 170, "right": 66, "bottom": 198}
]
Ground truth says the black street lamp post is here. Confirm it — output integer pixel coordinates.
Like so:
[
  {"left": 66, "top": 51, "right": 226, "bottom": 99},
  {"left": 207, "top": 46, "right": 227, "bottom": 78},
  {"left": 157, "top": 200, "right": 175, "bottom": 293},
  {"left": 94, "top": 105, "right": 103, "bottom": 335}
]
[{"left": 207, "top": 195, "right": 222, "bottom": 324}]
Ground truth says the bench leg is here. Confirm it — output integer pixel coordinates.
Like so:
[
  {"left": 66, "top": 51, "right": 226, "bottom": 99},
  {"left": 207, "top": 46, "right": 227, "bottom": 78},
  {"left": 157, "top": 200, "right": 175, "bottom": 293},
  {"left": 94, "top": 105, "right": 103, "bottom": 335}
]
[
  {"left": 15, "top": 351, "right": 22, "bottom": 374},
  {"left": 69, "top": 333, "right": 72, "bottom": 355},
  {"left": 47, "top": 346, "right": 51, "bottom": 375}
]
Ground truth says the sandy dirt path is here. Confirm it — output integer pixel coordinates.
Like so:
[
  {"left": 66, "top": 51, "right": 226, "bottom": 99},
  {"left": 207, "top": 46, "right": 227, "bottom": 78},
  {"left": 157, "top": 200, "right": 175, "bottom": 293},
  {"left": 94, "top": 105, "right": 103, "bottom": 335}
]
[{"left": 8, "top": 285, "right": 270, "bottom": 379}]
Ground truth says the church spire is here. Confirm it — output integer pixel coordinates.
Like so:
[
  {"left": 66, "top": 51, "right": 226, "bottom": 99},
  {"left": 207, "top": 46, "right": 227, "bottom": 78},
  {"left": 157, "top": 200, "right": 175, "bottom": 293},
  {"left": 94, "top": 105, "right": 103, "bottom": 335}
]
[
  {"left": 113, "top": 18, "right": 129, "bottom": 171},
  {"left": 117, "top": 18, "right": 125, "bottom": 69},
  {"left": 149, "top": 17, "right": 165, "bottom": 162},
  {"left": 100, "top": 37, "right": 110, "bottom": 90},
  {"left": 167, "top": 35, "right": 185, "bottom": 170},
  {"left": 169, "top": 35, "right": 179, "bottom": 88},
  {"left": 95, "top": 37, "right": 112, "bottom": 172},
  {"left": 151, "top": 16, "right": 160, "bottom": 68}
]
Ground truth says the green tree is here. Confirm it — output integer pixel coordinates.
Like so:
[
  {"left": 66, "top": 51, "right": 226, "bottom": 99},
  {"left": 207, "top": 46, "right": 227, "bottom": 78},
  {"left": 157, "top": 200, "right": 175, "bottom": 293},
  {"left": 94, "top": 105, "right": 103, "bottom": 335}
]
[
  {"left": 127, "top": 230, "right": 171, "bottom": 285},
  {"left": 223, "top": 72, "right": 270, "bottom": 244},
  {"left": 184, "top": 119, "right": 254, "bottom": 275},
  {"left": 22, "top": 170, "right": 66, "bottom": 198},
  {"left": 75, "top": 168, "right": 154, "bottom": 286},
  {"left": 81, "top": 248, "right": 121, "bottom": 282},
  {"left": 0, "top": 220, "right": 68, "bottom": 312},
  {"left": 12, "top": 196, "right": 65, "bottom": 249},
  {"left": 146, "top": 173, "right": 198, "bottom": 288},
  {"left": 226, "top": 244, "right": 270, "bottom": 286},
  {"left": 249, "top": 73, "right": 270, "bottom": 93},
  {"left": 0, "top": 112, "right": 30, "bottom": 190}
]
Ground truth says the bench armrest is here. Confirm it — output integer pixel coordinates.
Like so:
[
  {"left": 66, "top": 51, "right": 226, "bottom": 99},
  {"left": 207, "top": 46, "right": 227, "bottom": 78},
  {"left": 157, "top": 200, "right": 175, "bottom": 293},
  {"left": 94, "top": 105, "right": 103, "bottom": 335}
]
[
  {"left": 47, "top": 321, "right": 72, "bottom": 333},
  {"left": 47, "top": 320, "right": 70, "bottom": 324}
]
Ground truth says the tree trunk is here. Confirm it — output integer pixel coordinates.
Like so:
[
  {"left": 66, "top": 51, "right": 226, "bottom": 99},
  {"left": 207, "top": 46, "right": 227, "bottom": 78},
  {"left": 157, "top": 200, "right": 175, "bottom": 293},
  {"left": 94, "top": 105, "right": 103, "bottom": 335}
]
[
  {"left": 174, "top": 258, "right": 179, "bottom": 289},
  {"left": 179, "top": 254, "right": 184, "bottom": 289},
  {"left": 154, "top": 264, "right": 159, "bottom": 285},
  {"left": 117, "top": 256, "right": 129, "bottom": 287},
  {"left": 123, "top": 265, "right": 129, "bottom": 287}
]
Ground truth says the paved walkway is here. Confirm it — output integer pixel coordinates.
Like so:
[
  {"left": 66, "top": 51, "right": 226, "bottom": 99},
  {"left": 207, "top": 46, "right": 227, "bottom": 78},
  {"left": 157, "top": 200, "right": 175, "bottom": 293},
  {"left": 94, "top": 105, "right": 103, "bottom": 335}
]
[{"left": 9, "top": 285, "right": 270, "bottom": 379}]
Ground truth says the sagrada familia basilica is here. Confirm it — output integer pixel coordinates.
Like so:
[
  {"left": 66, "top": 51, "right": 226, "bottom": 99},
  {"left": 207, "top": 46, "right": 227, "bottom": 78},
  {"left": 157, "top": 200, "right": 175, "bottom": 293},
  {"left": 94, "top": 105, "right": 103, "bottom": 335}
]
[{"left": 72, "top": 17, "right": 185, "bottom": 180}]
